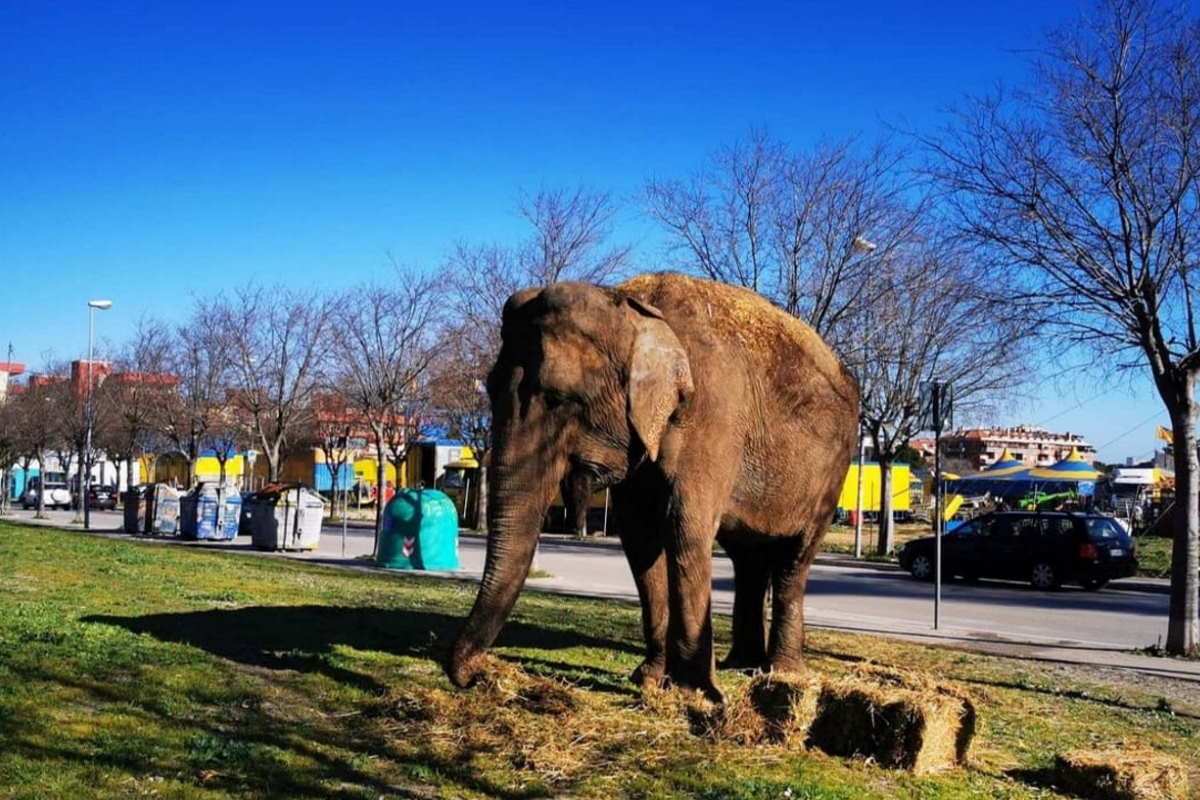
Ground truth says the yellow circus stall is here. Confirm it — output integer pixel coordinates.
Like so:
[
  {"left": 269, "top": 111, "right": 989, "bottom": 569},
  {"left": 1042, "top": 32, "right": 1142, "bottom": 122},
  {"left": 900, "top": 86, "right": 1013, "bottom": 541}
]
[{"left": 837, "top": 462, "right": 912, "bottom": 518}]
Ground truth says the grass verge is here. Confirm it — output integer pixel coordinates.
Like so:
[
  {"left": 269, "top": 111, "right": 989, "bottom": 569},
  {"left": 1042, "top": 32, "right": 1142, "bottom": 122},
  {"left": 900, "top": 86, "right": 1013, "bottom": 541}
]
[{"left": 0, "top": 522, "right": 1196, "bottom": 799}]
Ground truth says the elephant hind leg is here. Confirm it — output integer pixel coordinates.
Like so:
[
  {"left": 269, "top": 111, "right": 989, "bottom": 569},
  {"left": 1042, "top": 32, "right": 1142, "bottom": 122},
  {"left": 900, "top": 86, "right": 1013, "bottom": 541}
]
[
  {"left": 716, "top": 533, "right": 769, "bottom": 671},
  {"left": 766, "top": 532, "right": 821, "bottom": 674}
]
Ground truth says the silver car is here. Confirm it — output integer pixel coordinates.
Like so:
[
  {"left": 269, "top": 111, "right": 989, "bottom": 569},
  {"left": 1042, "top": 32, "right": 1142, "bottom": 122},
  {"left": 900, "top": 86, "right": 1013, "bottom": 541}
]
[{"left": 21, "top": 477, "right": 72, "bottom": 510}]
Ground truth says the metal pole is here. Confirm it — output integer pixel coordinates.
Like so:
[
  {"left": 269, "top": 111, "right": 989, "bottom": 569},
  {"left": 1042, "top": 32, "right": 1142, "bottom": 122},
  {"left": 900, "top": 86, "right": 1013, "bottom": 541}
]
[
  {"left": 933, "top": 383, "right": 943, "bottom": 630},
  {"left": 602, "top": 488, "right": 610, "bottom": 536},
  {"left": 340, "top": 462, "right": 350, "bottom": 556},
  {"left": 854, "top": 417, "right": 865, "bottom": 559},
  {"left": 84, "top": 307, "right": 95, "bottom": 531}
]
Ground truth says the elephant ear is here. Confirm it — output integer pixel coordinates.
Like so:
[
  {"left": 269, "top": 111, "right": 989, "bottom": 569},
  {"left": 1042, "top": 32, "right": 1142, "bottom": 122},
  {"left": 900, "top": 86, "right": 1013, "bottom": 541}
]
[{"left": 626, "top": 297, "right": 693, "bottom": 462}]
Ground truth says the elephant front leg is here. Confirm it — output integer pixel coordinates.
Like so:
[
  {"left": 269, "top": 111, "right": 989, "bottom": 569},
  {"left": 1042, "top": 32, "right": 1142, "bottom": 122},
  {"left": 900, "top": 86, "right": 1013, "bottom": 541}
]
[
  {"left": 716, "top": 534, "right": 769, "bottom": 671},
  {"left": 766, "top": 536, "right": 818, "bottom": 674},
  {"left": 664, "top": 509, "right": 723, "bottom": 703},
  {"left": 613, "top": 483, "right": 668, "bottom": 690}
]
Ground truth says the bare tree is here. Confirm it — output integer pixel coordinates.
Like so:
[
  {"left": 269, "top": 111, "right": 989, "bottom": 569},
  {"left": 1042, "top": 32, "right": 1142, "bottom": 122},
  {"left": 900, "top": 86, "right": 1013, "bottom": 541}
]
[
  {"left": 97, "top": 318, "right": 174, "bottom": 491},
  {"left": 516, "top": 186, "right": 632, "bottom": 285},
  {"left": 443, "top": 185, "right": 633, "bottom": 531},
  {"left": 12, "top": 377, "right": 63, "bottom": 518},
  {"left": 429, "top": 326, "right": 492, "bottom": 527},
  {"left": 306, "top": 392, "right": 355, "bottom": 511},
  {"left": 0, "top": 388, "right": 16, "bottom": 515},
  {"left": 645, "top": 131, "right": 920, "bottom": 349},
  {"left": 159, "top": 307, "right": 232, "bottom": 486},
  {"left": 217, "top": 286, "right": 335, "bottom": 483},
  {"left": 854, "top": 235, "right": 1026, "bottom": 553},
  {"left": 923, "top": 0, "right": 1200, "bottom": 654},
  {"left": 333, "top": 272, "right": 444, "bottom": 553}
]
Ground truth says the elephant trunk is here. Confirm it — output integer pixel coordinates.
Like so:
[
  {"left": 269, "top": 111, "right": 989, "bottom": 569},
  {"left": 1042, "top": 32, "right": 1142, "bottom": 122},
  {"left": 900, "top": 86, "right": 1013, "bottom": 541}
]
[{"left": 447, "top": 452, "right": 563, "bottom": 687}]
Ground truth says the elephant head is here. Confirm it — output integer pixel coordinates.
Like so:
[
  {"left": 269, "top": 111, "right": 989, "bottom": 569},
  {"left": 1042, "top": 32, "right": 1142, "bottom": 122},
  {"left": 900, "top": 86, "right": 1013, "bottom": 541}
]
[{"left": 446, "top": 282, "right": 693, "bottom": 687}]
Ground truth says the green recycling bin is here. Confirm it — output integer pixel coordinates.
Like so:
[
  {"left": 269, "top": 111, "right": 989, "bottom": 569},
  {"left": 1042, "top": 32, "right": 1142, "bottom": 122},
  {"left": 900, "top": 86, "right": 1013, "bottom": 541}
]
[{"left": 377, "top": 488, "right": 460, "bottom": 570}]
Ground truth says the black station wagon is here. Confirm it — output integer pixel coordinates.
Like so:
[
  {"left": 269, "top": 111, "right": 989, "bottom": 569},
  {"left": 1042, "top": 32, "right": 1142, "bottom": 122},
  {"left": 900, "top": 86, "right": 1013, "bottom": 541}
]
[{"left": 898, "top": 511, "right": 1138, "bottom": 591}]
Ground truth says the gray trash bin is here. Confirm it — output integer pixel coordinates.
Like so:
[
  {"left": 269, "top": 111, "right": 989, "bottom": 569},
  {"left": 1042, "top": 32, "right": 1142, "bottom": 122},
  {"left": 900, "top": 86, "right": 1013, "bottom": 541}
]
[
  {"left": 247, "top": 484, "right": 326, "bottom": 551},
  {"left": 149, "top": 484, "right": 182, "bottom": 536}
]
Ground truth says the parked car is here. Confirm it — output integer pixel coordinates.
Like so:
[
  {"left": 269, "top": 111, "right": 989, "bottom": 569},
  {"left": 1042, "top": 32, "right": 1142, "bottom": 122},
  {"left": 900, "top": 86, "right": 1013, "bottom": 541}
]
[
  {"left": 898, "top": 511, "right": 1138, "bottom": 591},
  {"left": 85, "top": 484, "right": 118, "bottom": 511},
  {"left": 20, "top": 477, "right": 73, "bottom": 510}
]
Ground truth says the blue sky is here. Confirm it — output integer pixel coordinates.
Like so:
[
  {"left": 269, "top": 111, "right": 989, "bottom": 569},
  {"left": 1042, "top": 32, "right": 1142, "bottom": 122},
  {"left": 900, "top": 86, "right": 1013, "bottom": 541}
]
[{"left": 0, "top": 0, "right": 1167, "bottom": 462}]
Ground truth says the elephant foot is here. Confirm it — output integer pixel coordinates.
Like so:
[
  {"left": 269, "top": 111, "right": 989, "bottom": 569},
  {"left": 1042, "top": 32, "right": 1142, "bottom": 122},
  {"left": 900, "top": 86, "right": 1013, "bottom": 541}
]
[
  {"left": 766, "top": 654, "right": 806, "bottom": 677},
  {"left": 630, "top": 657, "right": 666, "bottom": 690},
  {"left": 666, "top": 674, "right": 725, "bottom": 705},
  {"left": 446, "top": 651, "right": 487, "bottom": 689},
  {"left": 717, "top": 649, "right": 768, "bottom": 672},
  {"left": 665, "top": 664, "right": 725, "bottom": 705}
]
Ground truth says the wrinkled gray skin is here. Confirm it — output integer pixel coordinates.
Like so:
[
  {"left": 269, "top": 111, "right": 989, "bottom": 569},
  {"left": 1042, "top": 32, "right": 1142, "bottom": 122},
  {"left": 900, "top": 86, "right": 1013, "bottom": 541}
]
[{"left": 446, "top": 273, "right": 859, "bottom": 701}]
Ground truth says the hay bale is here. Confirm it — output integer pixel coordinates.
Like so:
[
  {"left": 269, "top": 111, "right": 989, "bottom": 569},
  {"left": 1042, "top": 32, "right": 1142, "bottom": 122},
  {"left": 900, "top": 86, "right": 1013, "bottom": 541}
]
[
  {"left": 745, "top": 671, "right": 823, "bottom": 745},
  {"left": 806, "top": 665, "right": 975, "bottom": 774},
  {"left": 1055, "top": 748, "right": 1189, "bottom": 800}
]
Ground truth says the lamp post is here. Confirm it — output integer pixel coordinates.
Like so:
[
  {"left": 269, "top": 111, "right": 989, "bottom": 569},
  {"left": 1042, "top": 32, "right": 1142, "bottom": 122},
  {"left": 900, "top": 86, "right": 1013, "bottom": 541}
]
[
  {"left": 84, "top": 299, "right": 113, "bottom": 531},
  {"left": 850, "top": 234, "right": 877, "bottom": 558}
]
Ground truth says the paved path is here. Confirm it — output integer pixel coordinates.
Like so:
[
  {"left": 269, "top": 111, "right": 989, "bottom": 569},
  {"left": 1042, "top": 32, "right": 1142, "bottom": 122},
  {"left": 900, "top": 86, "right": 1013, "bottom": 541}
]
[{"left": 5, "top": 508, "right": 1197, "bottom": 683}]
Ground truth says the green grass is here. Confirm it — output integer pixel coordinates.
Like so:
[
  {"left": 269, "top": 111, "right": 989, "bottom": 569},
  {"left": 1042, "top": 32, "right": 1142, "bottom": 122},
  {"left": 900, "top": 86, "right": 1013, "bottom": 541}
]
[
  {"left": 0, "top": 522, "right": 1197, "bottom": 799},
  {"left": 1134, "top": 535, "right": 1173, "bottom": 578}
]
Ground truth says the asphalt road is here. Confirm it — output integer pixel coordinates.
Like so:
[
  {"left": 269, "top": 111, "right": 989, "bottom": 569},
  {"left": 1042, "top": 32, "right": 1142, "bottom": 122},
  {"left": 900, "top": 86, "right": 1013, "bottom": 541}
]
[{"left": 8, "top": 509, "right": 1189, "bottom": 679}]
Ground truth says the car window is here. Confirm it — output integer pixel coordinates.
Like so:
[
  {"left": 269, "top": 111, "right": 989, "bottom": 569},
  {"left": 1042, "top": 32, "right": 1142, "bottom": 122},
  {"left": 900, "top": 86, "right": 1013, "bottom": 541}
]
[
  {"left": 1085, "top": 518, "right": 1124, "bottom": 541},
  {"left": 954, "top": 520, "right": 979, "bottom": 536},
  {"left": 1012, "top": 517, "right": 1041, "bottom": 538},
  {"left": 1040, "top": 517, "right": 1075, "bottom": 537},
  {"left": 987, "top": 517, "right": 1018, "bottom": 538}
]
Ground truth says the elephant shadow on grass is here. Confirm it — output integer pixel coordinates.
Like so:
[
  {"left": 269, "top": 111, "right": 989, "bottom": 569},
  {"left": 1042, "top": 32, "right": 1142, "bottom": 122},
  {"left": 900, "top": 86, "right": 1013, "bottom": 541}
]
[{"left": 84, "top": 605, "right": 641, "bottom": 696}]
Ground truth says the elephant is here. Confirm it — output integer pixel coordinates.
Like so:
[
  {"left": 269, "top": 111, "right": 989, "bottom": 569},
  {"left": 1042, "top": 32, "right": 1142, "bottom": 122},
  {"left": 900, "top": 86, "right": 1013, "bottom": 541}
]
[{"left": 446, "top": 272, "right": 859, "bottom": 701}]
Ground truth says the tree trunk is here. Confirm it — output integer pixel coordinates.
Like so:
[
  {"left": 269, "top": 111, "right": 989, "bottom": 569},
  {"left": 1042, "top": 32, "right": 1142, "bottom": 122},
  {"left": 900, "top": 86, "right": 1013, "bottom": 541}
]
[
  {"left": 267, "top": 442, "right": 281, "bottom": 482},
  {"left": 1167, "top": 387, "right": 1200, "bottom": 656},
  {"left": 876, "top": 456, "right": 895, "bottom": 556},
  {"left": 474, "top": 462, "right": 488, "bottom": 531},
  {"left": 35, "top": 449, "right": 46, "bottom": 518},
  {"left": 374, "top": 440, "right": 387, "bottom": 557},
  {"left": 126, "top": 454, "right": 135, "bottom": 492}
]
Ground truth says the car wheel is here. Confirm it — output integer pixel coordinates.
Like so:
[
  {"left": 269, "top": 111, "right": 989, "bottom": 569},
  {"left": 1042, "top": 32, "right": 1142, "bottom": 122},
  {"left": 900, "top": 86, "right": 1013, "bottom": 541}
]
[
  {"left": 909, "top": 554, "right": 934, "bottom": 581},
  {"left": 1080, "top": 578, "right": 1109, "bottom": 591},
  {"left": 1030, "top": 561, "right": 1060, "bottom": 590}
]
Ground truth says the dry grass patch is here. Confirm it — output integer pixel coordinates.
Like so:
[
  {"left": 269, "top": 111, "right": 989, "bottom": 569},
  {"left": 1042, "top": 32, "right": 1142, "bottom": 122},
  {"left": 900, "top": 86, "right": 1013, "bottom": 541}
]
[
  {"left": 372, "top": 657, "right": 698, "bottom": 793},
  {"left": 1054, "top": 748, "right": 1190, "bottom": 800}
]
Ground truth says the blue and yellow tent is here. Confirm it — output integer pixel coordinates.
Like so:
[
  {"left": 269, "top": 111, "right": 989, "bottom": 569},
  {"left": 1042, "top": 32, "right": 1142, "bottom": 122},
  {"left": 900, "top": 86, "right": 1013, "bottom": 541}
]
[{"left": 1029, "top": 448, "right": 1102, "bottom": 481}]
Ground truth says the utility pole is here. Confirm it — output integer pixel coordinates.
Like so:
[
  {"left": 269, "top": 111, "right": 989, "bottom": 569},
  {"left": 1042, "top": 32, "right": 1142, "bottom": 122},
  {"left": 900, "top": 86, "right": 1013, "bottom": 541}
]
[{"left": 853, "top": 417, "right": 866, "bottom": 559}]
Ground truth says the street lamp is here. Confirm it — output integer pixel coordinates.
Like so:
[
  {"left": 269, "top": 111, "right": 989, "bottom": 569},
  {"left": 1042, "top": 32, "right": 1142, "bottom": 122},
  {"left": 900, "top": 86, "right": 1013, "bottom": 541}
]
[
  {"left": 852, "top": 235, "right": 877, "bottom": 253},
  {"left": 84, "top": 299, "right": 113, "bottom": 530},
  {"left": 851, "top": 234, "right": 876, "bottom": 557}
]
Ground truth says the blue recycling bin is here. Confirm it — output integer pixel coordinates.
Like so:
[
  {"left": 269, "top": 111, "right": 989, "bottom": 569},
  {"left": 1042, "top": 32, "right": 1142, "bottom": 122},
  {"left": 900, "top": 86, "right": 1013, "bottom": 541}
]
[
  {"left": 181, "top": 483, "right": 243, "bottom": 541},
  {"left": 377, "top": 488, "right": 460, "bottom": 570}
]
